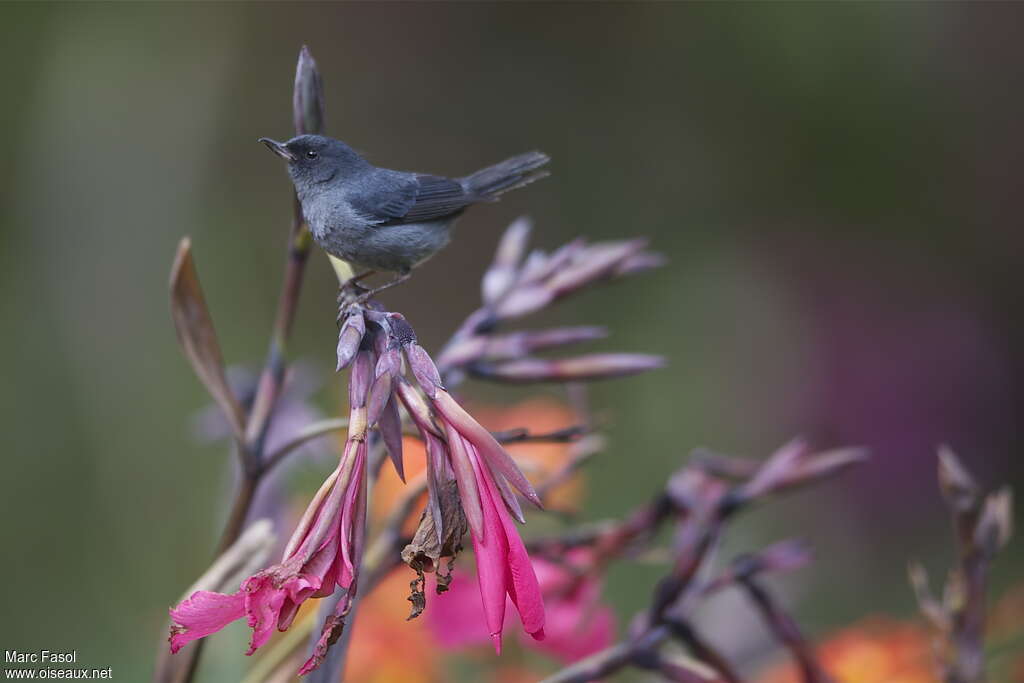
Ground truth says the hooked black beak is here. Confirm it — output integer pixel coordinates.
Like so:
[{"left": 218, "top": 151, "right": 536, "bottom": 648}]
[{"left": 258, "top": 137, "right": 296, "bottom": 162}]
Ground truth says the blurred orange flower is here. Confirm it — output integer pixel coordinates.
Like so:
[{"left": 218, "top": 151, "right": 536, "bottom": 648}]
[
  {"left": 344, "top": 570, "right": 440, "bottom": 683},
  {"left": 371, "top": 435, "right": 428, "bottom": 527},
  {"left": 757, "top": 618, "right": 937, "bottom": 683}
]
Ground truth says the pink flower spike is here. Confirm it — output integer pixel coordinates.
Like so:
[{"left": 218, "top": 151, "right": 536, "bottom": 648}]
[
  {"left": 168, "top": 590, "right": 245, "bottom": 653},
  {"left": 168, "top": 425, "right": 369, "bottom": 674}
]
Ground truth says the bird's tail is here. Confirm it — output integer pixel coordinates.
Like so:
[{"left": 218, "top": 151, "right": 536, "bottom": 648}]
[{"left": 460, "top": 151, "right": 550, "bottom": 200}]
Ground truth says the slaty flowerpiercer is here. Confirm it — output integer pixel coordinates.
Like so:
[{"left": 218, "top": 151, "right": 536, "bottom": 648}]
[{"left": 259, "top": 134, "right": 550, "bottom": 299}]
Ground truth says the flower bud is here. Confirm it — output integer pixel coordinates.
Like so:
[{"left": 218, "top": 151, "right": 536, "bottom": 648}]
[
  {"left": 474, "top": 353, "right": 663, "bottom": 383},
  {"left": 937, "top": 445, "right": 978, "bottom": 512},
  {"left": 395, "top": 377, "right": 443, "bottom": 438},
  {"left": 366, "top": 348, "right": 401, "bottom": 425},
  {"left": 292, "top": 46, "right": 324, "bottom": 135},
  {"left": 482, "top": 217, "right": 532, "bottom": 305},
  {"left": 493, "top": 286, "right": 555, "bottom": 319},
  {"left": 613, "top": 251, "right": 667, "bottom": 277},
  {"left": 522, "top": 239, "right": 586, "bottom": 285},
  {"left": 378, "top": 394, "right": 405, "bottom": 482},
  {"left": 546, "top": 239, "right": 648, "bottom": 297},
  {"left": 406, "top": 343, "right": 444, "bottom": 397},
  {"left": 336, "top": 311, "right": 366, "bottom": 371},
  {"left": 737, "top": 439, "right": 858, "bottom": 502},
  {"left": 348, "top": 349, "right": 373, "bottom": 409},
  {"left": 974, "top": 487, "right": 1013, "bottom": 556}
]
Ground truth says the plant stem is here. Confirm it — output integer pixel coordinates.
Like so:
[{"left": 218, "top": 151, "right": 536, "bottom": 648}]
[
  {"left": 244, "top": 209, "right": 312, "bottom": 466},
  {"left": 262, "top": 418, "right": 349, "bottom": 475},
  {"left": 217, "top": 473, "right": 260, "bottom": 555}
]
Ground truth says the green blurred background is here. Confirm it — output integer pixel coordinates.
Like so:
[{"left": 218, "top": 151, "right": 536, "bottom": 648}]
[{"left": 1, "top": 2, "right": 1021, "bottom": 680}]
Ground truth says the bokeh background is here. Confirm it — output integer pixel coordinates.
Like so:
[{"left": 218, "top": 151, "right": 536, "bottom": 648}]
[{"left": 1, "top": 2, "right": 1022, "bottom": 681}]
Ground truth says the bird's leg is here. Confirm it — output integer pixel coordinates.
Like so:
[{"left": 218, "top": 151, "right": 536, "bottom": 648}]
[
  {"left": 337, "top": 270, "right": 376, "bottom": 303},
  {"left": 337, "top": 270, "right": 376, "bottom": 322},
  {"left": 354, "top": 270, "right": 412, "bottom": 304}
]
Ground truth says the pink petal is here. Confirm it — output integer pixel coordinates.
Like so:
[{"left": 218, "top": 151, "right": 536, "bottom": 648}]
[
  {"left": 168, "top": 590, "right": 245, "bottom": 653},
  {"left": 350, "top": 447, "right": 369, "bottom": 579},
  {"left": 483, "top": 456, "right": 526, "bottom": 523},
  {"left": 479, "top": 454, "right": 545, "bottom": 639},
  {"left": 378, "top": 394, "right": 405, "bottom": 482},
  {"left": 337, "top": 462, "right": 360, "bottom": 586},
  {"left": 469, "top": 448, "right": 510, "bottom": 652},
  {"left": 313, "top": 544, "right": 340, "bottom": 599},
  {"left": 433, "top": 390, "right": 541, "bottom": 507},
  {"left": 337, "top": 441, "right": 367, "bottom": 589},
  {"left": 299, "top": 590, "right": 355, "bottom": 675},
  {"left": 444, "top": 422, "right": 485, "bottom": 541},
  {"left": 276, "top": 597, "right": 300, "bottom": 632},
  {"left": 242, "top": 574, "right": 287, "bottom": 654},
  {"left": 283, "top": 464, "right": 341, "bottom": 559}
]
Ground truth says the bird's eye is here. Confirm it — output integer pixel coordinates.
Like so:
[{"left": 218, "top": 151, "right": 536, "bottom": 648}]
[{"left": 306, "top": 150, "right": 318, "bottom": 160}]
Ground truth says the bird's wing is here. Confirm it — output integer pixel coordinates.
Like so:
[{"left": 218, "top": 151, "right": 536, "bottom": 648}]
[{"left": 351, "top": 172, "right": 473, "bottom": 226}]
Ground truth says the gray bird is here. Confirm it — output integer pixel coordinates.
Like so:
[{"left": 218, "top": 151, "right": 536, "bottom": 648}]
[{"left": 258, "top": 134, "right": 550, "bottom": 299}]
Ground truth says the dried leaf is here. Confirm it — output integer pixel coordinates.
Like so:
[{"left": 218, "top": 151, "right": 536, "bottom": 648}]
[
  {"left": 402, "top": 479, "right": 467, "bottom": 621},
  {"left": 401, "top": 479, "right": 468, "bottom": 575},
  {"left": 169, "top": 238, "right": 246, "bottom": 443}
]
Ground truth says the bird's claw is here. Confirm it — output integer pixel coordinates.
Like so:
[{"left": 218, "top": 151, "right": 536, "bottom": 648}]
[
  {"left": 335, "top": 271, "right": 411, "bottom": 321},
  {"left": 336, "top": 281, "right": 369, "bottom": 322}
]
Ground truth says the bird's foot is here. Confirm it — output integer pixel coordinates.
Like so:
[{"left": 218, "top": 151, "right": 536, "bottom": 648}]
[
  {"left": 352, "top": 271, "right": 412, "bottom": 305},
  {"left": 336, "top": 279, "right": 371, "bottom": 322}
]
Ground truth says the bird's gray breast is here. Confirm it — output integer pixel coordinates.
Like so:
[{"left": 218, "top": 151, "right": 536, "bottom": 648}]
[{"left": 301, "top": 189, "right": 452, "bottom": 272}]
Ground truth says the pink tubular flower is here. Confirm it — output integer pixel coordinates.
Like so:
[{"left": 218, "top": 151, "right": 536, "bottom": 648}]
[
  {"left": 169, "top": 351, "right": 374, "bottom": 676},
  {"left": 464, "top": 432, "right": 545, "bottom": 652},
  {"left": 339, "top": 307, "right": 549, "bottom": 653},
  {"left": 403, "top": 340, "right": 546, "bottom": 652}
]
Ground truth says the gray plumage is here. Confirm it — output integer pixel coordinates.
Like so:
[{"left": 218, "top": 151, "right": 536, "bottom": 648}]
[{"left": 259, "top": 134, "right": 550, "bottom": 274}]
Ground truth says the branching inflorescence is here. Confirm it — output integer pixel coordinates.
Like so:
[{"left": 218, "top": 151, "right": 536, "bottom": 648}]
[{"left": 158, "top": 47, "right": 1014, "bottom": 683}]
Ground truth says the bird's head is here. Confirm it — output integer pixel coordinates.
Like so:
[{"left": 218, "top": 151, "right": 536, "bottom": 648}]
[{"left": 258, "top": 134, "right": 367, "bottom": 189}]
